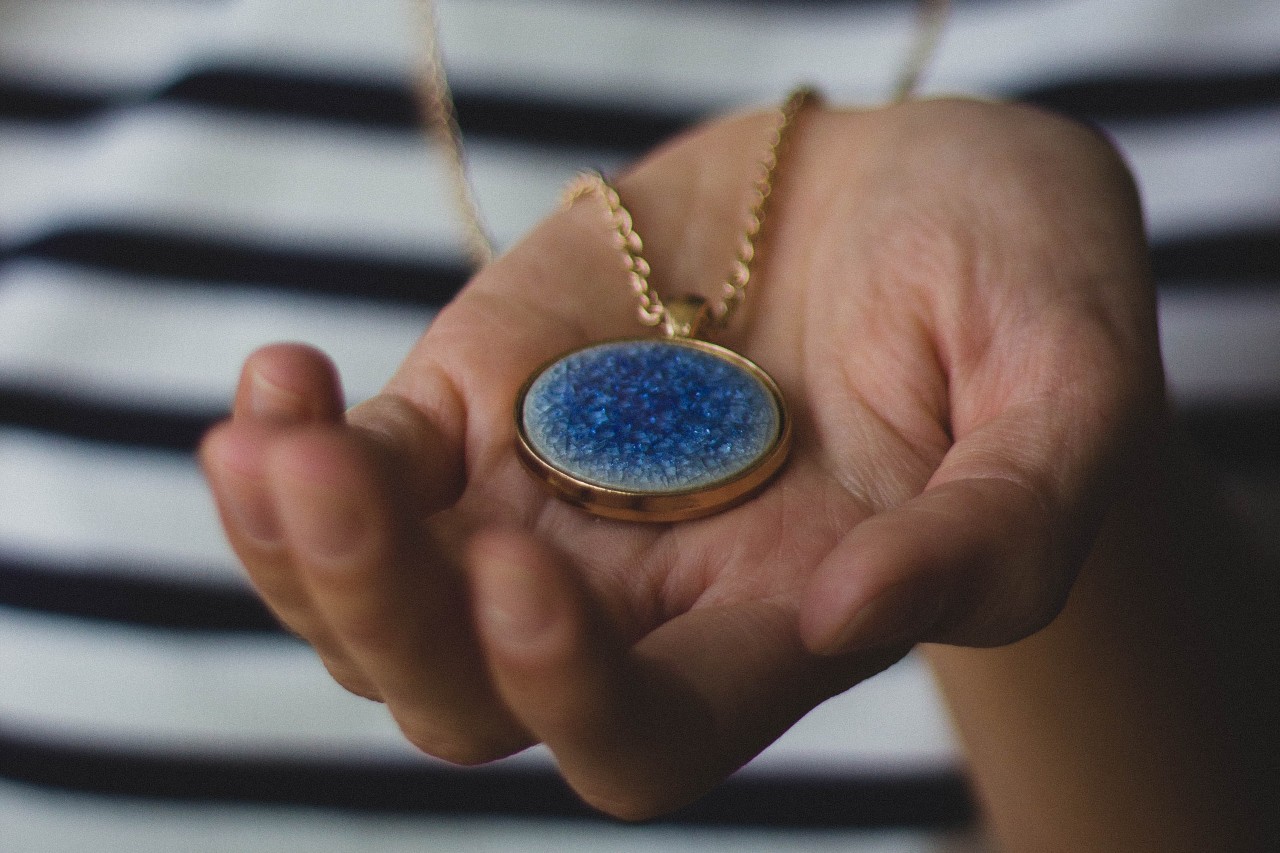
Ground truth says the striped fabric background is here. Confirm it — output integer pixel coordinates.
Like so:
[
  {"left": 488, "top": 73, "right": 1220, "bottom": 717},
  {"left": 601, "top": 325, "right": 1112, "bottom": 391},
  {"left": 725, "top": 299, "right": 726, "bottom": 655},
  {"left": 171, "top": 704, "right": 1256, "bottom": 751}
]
[{"left": 2, "top": 1, "right": 1277, "bottom": 850}]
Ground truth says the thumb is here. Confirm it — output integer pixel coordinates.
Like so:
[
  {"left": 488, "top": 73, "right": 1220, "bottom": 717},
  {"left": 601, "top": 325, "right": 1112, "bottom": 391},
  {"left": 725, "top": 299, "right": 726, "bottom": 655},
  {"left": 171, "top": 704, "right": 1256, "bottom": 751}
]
[{"left": 801, "top": 398, "right": 1143, "bottom": 655}]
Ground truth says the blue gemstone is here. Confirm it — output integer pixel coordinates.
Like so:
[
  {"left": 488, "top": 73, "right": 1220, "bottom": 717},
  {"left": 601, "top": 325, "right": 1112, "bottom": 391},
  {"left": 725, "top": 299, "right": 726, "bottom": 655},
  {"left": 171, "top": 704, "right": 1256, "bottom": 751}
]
[{"left": 521, "top": 339, "right": 781, "bottom": 493}]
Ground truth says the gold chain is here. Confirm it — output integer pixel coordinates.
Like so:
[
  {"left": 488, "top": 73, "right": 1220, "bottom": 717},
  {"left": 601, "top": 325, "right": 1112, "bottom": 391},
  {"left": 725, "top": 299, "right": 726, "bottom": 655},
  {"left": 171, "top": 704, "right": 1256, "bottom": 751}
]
[
  {"left": 413, "top": 0, "right": 495, "bottom": 269},
  {"left": 415, "top": 0, "right": 950, "bottom": 331},
  {"left": 892, "top": 0, "right": 952, "bottom": 103},
  {"left": 561, "top": 87, "right": 816, "bottom": 336}
]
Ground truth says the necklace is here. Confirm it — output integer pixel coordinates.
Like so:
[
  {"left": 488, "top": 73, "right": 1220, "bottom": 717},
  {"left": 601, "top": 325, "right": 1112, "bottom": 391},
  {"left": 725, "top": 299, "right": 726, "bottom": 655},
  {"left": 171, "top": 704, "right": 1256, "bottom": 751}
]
[
  {"left": 415, "top": 1, "right": 949, "bottom": 522},
  {"left": 515, "top": 89, "right": 811, "bottom": 522}
]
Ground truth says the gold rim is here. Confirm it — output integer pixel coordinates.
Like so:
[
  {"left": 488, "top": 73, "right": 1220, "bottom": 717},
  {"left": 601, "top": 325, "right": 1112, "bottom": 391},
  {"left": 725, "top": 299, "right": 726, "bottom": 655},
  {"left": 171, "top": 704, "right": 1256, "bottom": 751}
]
[{"left": 514, "top": 338, "right": 792, "bottom": 523}]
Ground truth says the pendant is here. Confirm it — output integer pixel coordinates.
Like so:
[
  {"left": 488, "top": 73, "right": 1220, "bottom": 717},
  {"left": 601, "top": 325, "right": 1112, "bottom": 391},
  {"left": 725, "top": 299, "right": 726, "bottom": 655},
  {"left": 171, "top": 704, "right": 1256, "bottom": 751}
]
[{"left": 515, "top": 336, "right": 790, "bottom": 522}]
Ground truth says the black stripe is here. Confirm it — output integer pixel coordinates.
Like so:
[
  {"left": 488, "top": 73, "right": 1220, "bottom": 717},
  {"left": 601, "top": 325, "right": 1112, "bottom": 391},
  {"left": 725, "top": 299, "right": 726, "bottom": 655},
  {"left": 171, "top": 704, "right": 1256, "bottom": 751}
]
[
  {"left": 454, "top": 90, "right": 692, "bottom": 156},
  {"left": 161, "top": 69, "right": 695, "bottom": 154},
  {"left": 1178, "top": 405, "right": 1280, "bottom": 469},
  {"left": 1018, "top": 67, "right": 1280, "bottom": 123},
  {"left": 6, "top": 60, "right": 1280, "bottom": 149},
  {"left": 1152, "top": 228, "right": 1280, "bottom": 287},
  {"left": 9, "top": 223, "right": 1280, "bottom": 306},
  {"left": 0, "top": 731, "right": 972, "bottom": 828},
  {"left": 159, "top": 68, "right": 418, "bottom": 130},
  {"left": 0, "top": 78, "right": 104, "bottom": 122},
  {"left": 0, "top": 71, "right": 693, "bottom": 156},
  {"left": 0, "top": 385, "right": 219, "bottom": 453},
  {"left": 178, "top": 65, "right": 1280, "bottom": 143},
  {"left": 8, "top": 226, "right": 467, "bottom": 308},
  {"left": 0, "top": 556, "right": 281, "bottom": 634}
]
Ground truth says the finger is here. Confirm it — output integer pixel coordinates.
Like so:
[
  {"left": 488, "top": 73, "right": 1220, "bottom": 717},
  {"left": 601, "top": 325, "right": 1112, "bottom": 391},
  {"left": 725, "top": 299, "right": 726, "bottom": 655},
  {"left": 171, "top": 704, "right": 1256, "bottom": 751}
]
[
  {"left": 470, "top": 531, "right": 901, "bottom": 820},
  {"left": 209, "top": 344, "right": 344, "bottom": 548},
  {"left": 345, "top": 391, "right": 465, "bottom": 517},
  {"left": 208, "top": 343, "right": 367, "bottom": 694},
  {"left": 801, "top": 391, "right": 1140, "bottom": 655},
  {"left": 209, "top": 342, "right": 345, "bottom": 593},
  {"left": 201, "top": 422, "right": 379, "bottom": 699},
  {"left": 233, "top": 342, "right": 344, "bottom": 424},
  {"left": 268, "top": 427, "right": 531, "bottom": 765}
]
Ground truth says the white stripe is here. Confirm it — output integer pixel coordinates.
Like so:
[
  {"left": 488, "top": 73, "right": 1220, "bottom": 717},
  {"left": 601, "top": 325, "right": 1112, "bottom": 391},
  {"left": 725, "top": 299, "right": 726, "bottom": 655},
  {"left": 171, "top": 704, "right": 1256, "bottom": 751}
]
[
  {"left": 0, "top": 606, "right": 959, "bottom": 773},
  {"left": 3, "top": 0, "right": 1278, "bottom": 110},
  {"left": 1109, "top": 108, "right": 1280, "bottom": 241},
  {"left": 926, "top": 0, "right": 1280, "bottom": 97},
  {"left": 0, "top": 430, "right": 238, "bottom": 581},
  {"left": 0, "top": 261, "right": 431, "bottom": 410},
  {"left": 0, "top": 0, "right": 226, "bottom": 90},
  {"left": 0, "top": 107, "right": 614, "bottom": 256},
  {"left": 1161, "top": 286, "right": 1280, "bottom": 405},
  {"left": 0, "top": 607, "right": 416, "bottom": 759},
  {"left": 0, "top": 781, "right": 970, "bottom": 853},
  {"left": 439, "top": 0, "right": 1280, "bottom": 107}
]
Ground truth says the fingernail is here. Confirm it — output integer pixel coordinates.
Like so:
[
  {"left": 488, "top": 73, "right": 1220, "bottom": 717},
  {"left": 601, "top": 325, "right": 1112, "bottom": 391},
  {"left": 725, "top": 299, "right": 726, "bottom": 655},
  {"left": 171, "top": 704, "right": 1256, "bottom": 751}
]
[
  {"left": 248, "top": 367, "right": 305, "bottom": 423},
  {"left": 819, "top": 583, "right": 923, "bottom": 656},
  {"left": 478, "top": 553, "right": 556, "bottom": 644}
]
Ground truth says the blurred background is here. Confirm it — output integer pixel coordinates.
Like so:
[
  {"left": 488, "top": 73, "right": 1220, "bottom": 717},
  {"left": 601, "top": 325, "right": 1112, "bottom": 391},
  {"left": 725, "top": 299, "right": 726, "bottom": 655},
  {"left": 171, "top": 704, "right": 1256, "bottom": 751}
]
[{"left": 1, "top": 0, "right": 1277, "bottom": 850}]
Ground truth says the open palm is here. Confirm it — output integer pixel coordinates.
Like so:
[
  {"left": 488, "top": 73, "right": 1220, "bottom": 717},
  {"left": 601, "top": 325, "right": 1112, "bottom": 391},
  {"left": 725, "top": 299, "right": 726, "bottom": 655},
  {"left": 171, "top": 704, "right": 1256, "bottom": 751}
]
[{"left": 202, "top": 98, "right": 1161, "bottom": 819}]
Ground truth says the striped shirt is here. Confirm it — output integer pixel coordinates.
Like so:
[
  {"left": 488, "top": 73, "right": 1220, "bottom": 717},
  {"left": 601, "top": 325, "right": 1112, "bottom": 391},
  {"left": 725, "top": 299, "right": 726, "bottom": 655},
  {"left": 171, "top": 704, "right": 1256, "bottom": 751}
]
[{"left": 2, "top": 1, "right": 1278, "bottom": 850}]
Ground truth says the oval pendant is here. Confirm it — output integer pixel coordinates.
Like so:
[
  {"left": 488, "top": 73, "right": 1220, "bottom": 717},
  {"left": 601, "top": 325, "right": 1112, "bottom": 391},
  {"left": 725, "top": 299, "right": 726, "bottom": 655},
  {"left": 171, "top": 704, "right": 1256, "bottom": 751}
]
[{"left": 515, "top": 337, "right": 790, "bottom": 522}]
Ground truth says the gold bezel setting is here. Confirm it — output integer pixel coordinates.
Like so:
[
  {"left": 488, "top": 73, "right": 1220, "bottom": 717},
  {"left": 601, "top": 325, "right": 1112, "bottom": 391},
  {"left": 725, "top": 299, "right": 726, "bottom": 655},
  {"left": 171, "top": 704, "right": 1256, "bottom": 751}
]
[{"left": 514, "top": 338, "right": 791, "bottom": 523}]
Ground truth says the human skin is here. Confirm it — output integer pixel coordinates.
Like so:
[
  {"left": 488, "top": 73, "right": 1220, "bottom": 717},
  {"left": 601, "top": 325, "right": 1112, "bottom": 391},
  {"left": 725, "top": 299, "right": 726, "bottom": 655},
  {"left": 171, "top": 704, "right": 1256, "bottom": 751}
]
[
  {"left": 201, "top": 98, "right": 1271, "bottom": 842},
  {"left": 925, "top": 439, "right": 1278, "bottom": 851}
]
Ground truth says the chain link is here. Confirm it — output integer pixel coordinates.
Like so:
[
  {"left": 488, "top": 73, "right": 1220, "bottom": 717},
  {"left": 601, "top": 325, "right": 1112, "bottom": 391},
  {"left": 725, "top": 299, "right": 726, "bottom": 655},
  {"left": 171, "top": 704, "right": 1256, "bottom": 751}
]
[
  {"left": 563, "top": 172, "right": 666, "bottom": 327},
  {"left": 561, "top": 87, "right": 816, "bottom": 335},
  {"left": 713, "top": 86, "right": 814, "bottom": 326}
]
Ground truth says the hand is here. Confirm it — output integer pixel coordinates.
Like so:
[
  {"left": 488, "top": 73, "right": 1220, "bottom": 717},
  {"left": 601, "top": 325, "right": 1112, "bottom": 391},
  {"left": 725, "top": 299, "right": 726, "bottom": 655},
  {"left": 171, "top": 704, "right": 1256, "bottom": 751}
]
[{"left": 201, "top": 98, "right": 1162, "bottom": 819}]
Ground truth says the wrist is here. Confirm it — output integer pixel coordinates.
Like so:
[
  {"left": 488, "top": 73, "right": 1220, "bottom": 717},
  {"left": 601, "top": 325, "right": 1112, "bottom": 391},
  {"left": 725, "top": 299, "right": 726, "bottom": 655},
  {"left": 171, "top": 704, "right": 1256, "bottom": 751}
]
[{"left": 924, "top": 421, "right": 1276, "bottom": 850}]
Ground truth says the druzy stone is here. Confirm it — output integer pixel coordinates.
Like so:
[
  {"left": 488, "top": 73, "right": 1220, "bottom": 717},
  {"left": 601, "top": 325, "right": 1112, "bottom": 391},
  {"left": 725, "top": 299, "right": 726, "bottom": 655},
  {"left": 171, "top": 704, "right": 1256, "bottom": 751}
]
[{"left": 521, "top": 339, "right": 781, "bottom": 493}]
